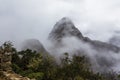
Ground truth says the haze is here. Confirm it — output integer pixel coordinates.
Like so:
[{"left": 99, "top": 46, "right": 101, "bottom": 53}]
[{"left": 0, "top": 0, "right": 120, "bottom": 46}]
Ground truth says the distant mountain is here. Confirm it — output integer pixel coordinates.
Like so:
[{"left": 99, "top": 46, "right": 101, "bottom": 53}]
[
  {"left": 49, "top": 17, "right": 84, "bottom": 41},
  {"left": 20, "top": 18, "right": 120, "bottom": 72},
  {"left": 21, "top": 39, "right": 48, "bottom": 54},
  {"left": 49, "top": 17, "right": 120, "bottom": 53},
  {"left": 48, "top": 17, "right": 120, "bottom": 72}
]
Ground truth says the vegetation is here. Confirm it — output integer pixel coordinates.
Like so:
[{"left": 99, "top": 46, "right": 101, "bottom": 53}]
[{"left": 0, "top": 42, "right": 120, "bottom": 80}]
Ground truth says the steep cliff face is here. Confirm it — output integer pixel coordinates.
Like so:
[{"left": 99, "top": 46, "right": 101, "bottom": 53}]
[
  {"left": 48, "top": 17, "right": 120, "bottom": 53},
  {"left": 49, "top": 17, "right": 84, "bottom": 41},
  {"left": 48, "top": 17, "right": 120, "bottom": 72}
]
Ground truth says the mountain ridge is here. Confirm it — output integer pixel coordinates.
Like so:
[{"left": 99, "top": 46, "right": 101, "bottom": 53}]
[
  {"left": 49, "top": 17, "right": 120, "bottom": 53},
  {"left": 48, "top": 17, "right": 120, "bottom": 72},
  {"left": 49, "top": 17, "right": 84, "bottom": 41}
]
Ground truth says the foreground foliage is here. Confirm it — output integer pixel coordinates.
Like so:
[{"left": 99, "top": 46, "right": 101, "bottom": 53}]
[
  {"left": 0, "top": 42, "right": 120, "bottom": 80},
  {"left": 11, "top": 50, "right": 105, "bottom": 80}
]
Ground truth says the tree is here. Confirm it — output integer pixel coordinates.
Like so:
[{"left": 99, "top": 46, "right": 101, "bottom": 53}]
[{"left": 56, "top": 53, "right": 104, "bottom": 80}]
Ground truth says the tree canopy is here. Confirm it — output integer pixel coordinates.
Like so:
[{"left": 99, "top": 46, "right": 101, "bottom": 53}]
[{"left": 0, "top": 42, "right": 119, "bottom": 80}]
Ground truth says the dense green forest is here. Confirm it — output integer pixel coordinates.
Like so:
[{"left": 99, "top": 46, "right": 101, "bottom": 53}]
[{"left": 0, "top": 42, "right": 120, "bottom": 80}]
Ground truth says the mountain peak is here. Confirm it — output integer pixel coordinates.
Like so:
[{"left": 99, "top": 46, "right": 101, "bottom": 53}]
[
  {"left": 21, "top": 39, "right": 47, "bottom": 53},
  {"left": 49, "top": 17, "right": 84, "bottom": 41},
  {"left": 52, "top": 17, "right": 74, "bottom": 32},
  {"left": 59, "top": 17, "right": 73, "bottom": 23}
]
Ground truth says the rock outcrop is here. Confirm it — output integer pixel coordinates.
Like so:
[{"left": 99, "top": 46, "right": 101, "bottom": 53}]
[
  {"left": 49, "top": 17, "right": 84, "bottom": 41},
  {"left": 0, "top": 71, "right": 31, "bottom": 80},
  {"left": 0, "top": 43, "right": 32, "bottom": 80},
  {"left": 49, "top": 17, "right": 120, "bottom": 53},
  {"left": 48, "top": 17, "right": 120, "bottom": 72}
]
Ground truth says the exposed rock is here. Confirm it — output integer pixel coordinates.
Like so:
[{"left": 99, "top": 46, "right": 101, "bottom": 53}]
[
  {"left": 48, "top": 17, "right": 120, "bottom": 72},
  {"left": 49, "top": 17, "right": 84, "bottom": 41},
  {"left": 0, "top": 51, "right": 12, "bottom": 71},
  {"left": 0, "top": 71, "right": 31, "bottom": 80},
  {"left": 0, "top": 44, "right": 32, "bottom": 80},
  {"left": 49, "top": 17, "right": 120, "bottom": 53}
]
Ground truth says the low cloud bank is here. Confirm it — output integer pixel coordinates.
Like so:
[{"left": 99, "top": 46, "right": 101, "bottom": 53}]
[{"left": 46, "top": 37, "right": 120, "bottom": 73}]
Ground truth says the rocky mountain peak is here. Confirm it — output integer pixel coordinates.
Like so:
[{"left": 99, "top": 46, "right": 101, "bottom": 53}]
[
  {"left": 57, "top": 17, "right": 73, "bottom": 25},
  {"left": 49, "top": 17, "right": 84, "bottom": 41},
  {"left": 48, "top": 17, "right": 120, "bottom": 53}
]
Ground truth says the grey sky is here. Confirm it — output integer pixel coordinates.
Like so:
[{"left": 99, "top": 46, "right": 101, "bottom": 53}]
[{"left": 0, "top": 0, "right": 120, "bottom": 45}]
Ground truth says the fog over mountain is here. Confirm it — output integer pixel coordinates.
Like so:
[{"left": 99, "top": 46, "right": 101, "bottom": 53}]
[
  {"left": 47, "top": 17, "right": 120, "bottom": 72},
  {"left": 1, "top": 0, "right": 120, "bottom": 74},
  {"left": 109, "top": 35, "right": 120, "bottom": 47},
  {"left": 21, "top": 39, "right": 47, "bottom": 53},
  {"left": 0, "top": 0, "right": 120, "bottom": 46}
]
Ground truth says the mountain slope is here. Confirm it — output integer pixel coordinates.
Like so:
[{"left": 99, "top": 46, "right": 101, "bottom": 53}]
[
  {"left": 109, "top": 35, "right": 120, "bottom": 47},
  {"left": 48, "top": 17, "right": 120, "bottom": 72},
  {"left": 21, "top": 39, "right": 48, "bottom": 55},
  {"left": 49, "top": 17, "right": 120, "bottom": 53},
  {"left": 49, "top": 17, "right": 84, "bottom": 41}
]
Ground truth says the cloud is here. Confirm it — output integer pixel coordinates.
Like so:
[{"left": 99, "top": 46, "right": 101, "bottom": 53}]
[
  {"left": 1, "top": 0, "right": 120, "bottom": 73},
  {"left": 46, "top": 36, "right": 120, "bottom": 72},
  {"left": 0, "top": 0, "right": 120, "bottom": 45}
]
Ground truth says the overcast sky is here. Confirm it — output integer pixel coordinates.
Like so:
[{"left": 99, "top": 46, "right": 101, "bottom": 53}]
[{"left": 0, "top": 0, "right": 120, "bottom": 46}]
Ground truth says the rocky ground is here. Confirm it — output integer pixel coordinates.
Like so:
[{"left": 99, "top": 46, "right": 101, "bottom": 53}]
[{"left": 0, "top": 71, "right": 32, "bottom": 80}]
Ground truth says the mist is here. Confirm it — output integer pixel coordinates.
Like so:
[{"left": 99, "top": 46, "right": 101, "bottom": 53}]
[
  {"left": 1, "top": 0, "right": 120, "bottom": 75},
  {"left": 46, "top": 36, "right": 120, "bottom": 73},
  {"left": 0, "top": 0, "right": 120, "bottom": 47}
]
